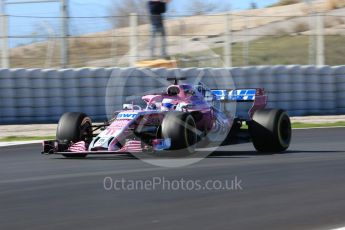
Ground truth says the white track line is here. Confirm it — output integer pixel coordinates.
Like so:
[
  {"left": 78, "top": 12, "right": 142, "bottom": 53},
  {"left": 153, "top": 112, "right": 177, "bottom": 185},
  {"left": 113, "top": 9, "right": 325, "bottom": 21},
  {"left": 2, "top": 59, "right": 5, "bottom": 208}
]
[
  {"left": 293, "top": 126, "right": 345, "bottom": 130},
  {"left": 0, "top": 140, "right": 41, "bottom": 147}
]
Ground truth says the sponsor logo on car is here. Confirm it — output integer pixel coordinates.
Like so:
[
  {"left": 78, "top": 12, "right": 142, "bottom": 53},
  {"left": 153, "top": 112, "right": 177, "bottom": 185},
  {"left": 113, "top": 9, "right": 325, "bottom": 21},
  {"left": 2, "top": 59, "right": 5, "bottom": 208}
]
[
  {"left": 95, "top": 138, "right": 107, "bottom": 146},
  {"left": 117, "top": 113, "right": 138, "bottom": 120}
]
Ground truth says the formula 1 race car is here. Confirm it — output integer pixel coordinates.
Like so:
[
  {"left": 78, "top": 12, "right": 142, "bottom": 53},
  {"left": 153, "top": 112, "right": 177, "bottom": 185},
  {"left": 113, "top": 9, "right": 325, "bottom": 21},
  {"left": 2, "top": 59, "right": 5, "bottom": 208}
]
[{"left": 42, "top": 78, "right": 292, "bottom": 158}]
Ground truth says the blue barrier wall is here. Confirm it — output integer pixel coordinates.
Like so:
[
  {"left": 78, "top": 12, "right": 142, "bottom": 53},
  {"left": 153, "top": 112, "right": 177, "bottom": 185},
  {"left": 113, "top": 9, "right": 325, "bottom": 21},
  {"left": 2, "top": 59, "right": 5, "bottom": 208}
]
[{"left": 1, "top": 66, "right": 344, "bottom": 124}]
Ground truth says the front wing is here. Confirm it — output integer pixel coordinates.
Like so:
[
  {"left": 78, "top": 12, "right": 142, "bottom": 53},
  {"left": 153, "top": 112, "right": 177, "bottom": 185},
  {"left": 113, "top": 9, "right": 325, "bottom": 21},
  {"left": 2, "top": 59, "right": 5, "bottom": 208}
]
[{"left": 42, "top": 139, "right": 170, "bottom": 155}]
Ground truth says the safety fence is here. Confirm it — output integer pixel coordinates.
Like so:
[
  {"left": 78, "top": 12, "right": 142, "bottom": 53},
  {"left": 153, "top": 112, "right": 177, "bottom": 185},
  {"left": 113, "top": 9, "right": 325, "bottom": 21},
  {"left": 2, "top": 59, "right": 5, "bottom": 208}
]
[
  {"left": 3, "top": 3, "right": 345, "bottom": 68},
  {"left": 0, "top": 65, "right": 345, "bottom": 124}
]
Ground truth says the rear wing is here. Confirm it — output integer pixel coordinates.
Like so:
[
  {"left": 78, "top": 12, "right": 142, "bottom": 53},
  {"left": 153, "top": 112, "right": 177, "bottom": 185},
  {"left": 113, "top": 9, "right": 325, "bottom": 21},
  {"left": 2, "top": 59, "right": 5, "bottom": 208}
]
[
  {"left": 211, "top": 88, "right": 267, "bottom": 120},
  {"left": 211, "top": 88, "right": 265, "bottom": 102}
]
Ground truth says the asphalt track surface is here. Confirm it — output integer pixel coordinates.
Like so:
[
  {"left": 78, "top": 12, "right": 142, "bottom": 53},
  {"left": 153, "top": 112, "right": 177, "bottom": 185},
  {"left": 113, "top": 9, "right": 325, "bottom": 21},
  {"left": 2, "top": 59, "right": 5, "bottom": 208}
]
[{"left": 1, "top": 128, "right": 345, "bottom": 230}]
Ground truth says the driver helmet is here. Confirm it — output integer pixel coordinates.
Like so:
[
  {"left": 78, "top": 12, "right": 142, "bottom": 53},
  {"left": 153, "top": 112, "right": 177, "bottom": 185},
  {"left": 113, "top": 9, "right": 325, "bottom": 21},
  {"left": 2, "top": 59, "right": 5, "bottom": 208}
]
[{"left": 161, "top": 98, "right": 175, "bottom": 111}]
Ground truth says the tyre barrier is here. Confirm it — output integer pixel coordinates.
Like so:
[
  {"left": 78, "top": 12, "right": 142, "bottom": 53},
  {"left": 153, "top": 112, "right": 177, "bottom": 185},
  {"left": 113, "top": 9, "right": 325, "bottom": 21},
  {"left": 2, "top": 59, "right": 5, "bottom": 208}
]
[{"left": 0, "top": 65, "right": 345, "bottom": 124}]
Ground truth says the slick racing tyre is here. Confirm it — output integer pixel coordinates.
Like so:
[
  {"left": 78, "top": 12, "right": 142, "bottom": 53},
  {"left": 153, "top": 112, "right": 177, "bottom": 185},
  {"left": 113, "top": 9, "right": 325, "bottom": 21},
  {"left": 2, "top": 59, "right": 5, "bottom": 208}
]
[
  {"left": 56, "top": 112, "right": 93, "bottom": 158},
  {"left": 161, "top": 112, "right": 197, "bottom": 154},
  {"left": 248, "top": 109, "right": 291, "bottom": 153}
]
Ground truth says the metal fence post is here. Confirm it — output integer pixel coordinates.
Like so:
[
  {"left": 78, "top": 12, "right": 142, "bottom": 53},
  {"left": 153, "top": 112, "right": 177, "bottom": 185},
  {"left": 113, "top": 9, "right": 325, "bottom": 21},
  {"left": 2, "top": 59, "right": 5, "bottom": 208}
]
[
  {"left": 111, "top": 28, "right": 117, "bottom": 66},
  {"left": 306, "top": 0, "right": 316, "bottom": 65},
  {"left": 224, "top": 12, "right": 232, "bottom": 67},
  {"left": 308, "top": 13, "right": 316, "bottom": 65},
  {"left": 316, "top": 12, "right": 324, "bottom": 66},
  {"left": 129, "top": 13, "right": 138, "bottom": 67},
  {"left": 0, "top": 0, "right": 9, "bottom": 68},
  {"left": 61, "top": 0, "right": 69, "bottom": 68},
  {"left": 179, "top": 19, "right": 185, "bottom": 59},
  {"left": 243, "top": 15, "right": 249, "bottom": 66}
]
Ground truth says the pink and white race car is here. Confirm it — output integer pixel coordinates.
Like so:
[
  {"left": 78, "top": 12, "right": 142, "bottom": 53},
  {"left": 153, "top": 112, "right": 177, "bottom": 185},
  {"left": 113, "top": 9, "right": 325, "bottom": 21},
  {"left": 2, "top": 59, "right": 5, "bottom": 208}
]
[{"left": 42, "top": 78, "right": 292, "bottom": 158}]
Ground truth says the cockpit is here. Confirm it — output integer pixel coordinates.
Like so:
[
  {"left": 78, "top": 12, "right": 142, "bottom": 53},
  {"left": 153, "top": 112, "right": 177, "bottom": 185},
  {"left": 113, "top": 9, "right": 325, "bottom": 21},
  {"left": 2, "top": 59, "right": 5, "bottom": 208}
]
[
  {"left": 139, "top": 83, "right": 209, "bottom": 112},
  {"left": 166, "top": 86, "right": 180, "bottom": 96}
]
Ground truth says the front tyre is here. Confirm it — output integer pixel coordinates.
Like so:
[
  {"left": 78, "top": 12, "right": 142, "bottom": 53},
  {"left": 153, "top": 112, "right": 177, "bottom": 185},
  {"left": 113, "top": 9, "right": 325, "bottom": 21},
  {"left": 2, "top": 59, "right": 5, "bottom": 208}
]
[
  {"left": 161, "top": 112, "right": 197, "bottom": 154},
  {"left": 56, "top": 112, "right": 93, "bottom": 158},
  {"left": 248, "top": 109, "right": 291, "bottom": 153}
]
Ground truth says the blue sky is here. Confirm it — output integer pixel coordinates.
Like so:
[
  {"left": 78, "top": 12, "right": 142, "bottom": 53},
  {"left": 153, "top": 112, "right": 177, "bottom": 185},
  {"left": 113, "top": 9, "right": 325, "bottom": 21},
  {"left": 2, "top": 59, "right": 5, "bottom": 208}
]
[{"left": 5, "top": 0, "right": 278, "bottom": 47}]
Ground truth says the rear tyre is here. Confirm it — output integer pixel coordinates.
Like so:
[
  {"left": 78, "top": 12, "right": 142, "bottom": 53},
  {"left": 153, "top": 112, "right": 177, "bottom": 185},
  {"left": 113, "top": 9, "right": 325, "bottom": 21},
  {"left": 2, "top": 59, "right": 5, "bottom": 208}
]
[
  {"left": 248, "top": 109, "right": 291, "bottom": 153},
  {"left": 56, "top": 112, "right": 93, "bottom": 158},
  {"left": 161, "top": 112, "right": 197, "bottom": 154}
]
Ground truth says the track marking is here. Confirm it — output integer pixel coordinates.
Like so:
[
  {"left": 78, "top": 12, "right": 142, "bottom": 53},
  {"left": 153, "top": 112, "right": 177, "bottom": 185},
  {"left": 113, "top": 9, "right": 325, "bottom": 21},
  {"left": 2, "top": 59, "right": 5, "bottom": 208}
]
[
  {"left": 293, "top": 126, "right": 345, "bottom": 130},
  {"left": 0, "top": 140, "right": 41, "bottom": 147}
]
